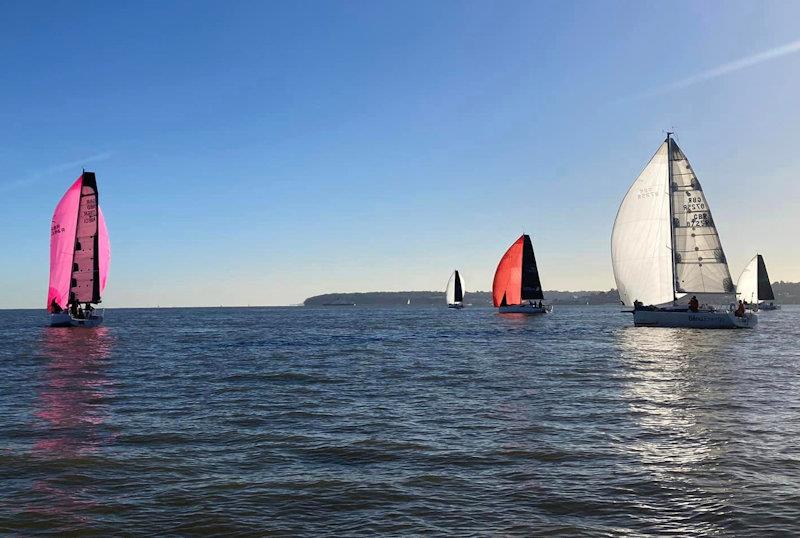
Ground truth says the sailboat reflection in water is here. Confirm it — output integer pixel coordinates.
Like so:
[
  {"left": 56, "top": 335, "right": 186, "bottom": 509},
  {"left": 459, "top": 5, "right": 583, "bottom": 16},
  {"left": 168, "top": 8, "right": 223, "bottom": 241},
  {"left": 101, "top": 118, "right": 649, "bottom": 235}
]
[
  {"left": 26, "top": 327, "right": 115, "bottom": 522},
  {"left": 34, "top": 327, "right": 115, "bottom": 455}
]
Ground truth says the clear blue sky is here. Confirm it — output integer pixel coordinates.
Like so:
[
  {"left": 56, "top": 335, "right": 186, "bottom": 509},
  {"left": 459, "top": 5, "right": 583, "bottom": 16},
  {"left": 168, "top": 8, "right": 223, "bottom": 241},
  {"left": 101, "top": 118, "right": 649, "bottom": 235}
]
[{"left": 2, "top": 1, "right": 799, "bottom": 307}]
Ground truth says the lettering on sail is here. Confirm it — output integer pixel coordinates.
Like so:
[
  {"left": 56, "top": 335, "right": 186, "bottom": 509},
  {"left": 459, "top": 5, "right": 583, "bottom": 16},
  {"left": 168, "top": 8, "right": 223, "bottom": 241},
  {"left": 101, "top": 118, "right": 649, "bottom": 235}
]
[
  {"left": 636, "top": 186, "right": 658, "bottom": 200},
  {"left": 688, "top": 212, "right": 710, "bottom": 227},
  {"left": 682, "top": 194, "right": 706, "bottom": 212},
  {"left": 51, "top": 223, "right": 65, "bottom": 236},
  {"left": 81, "top": 198, "right": 97, "bottom": 225}
]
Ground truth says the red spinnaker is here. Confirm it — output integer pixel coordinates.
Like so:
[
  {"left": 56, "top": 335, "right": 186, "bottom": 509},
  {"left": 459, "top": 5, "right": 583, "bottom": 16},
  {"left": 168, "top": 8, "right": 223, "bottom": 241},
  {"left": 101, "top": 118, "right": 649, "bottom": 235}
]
[
  {"left": 98, "top": 207, "right": 110, "bottom": 296},
  {"left": 47, "top": 177, "right": 82, "bottom": 312},
  {"left": 492, "top": 235, "right": 524, "bottom": 307}
]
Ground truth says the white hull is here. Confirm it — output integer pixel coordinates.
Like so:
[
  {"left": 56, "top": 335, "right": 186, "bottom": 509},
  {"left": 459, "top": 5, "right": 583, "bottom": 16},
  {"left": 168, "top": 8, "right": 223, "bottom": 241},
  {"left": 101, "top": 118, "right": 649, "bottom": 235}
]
[
  {"left": 632, "top": 309, "right": 756, "bottom": 329},
  {"left": 448, "top": 302, "right": 464, "bottom": 309},
  {"left": 49, "top": 312, "right": 104, "bottom": 328},
  {"left": 498, "top": 304, "right": 553, "bottom": 315}
]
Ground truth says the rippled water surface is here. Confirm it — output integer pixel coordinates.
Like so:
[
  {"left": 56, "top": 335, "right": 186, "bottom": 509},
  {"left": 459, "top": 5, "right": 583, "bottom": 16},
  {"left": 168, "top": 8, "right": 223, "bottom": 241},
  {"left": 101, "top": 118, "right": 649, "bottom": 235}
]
[{"left": 1, "top": 305, "right": 799, "bottom": 535}]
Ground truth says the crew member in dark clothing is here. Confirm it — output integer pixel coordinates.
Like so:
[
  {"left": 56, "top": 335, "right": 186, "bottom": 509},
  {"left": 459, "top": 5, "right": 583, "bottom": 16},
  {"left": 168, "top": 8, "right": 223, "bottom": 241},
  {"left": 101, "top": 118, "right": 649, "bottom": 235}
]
[
  {"left": 50, "top": 299, "right": 63, "bottom": 313},
  {"left": 735, "top": 300, "right": 745, "bottom": 317},
  {"left": 689, "top": 296, "right": 699, "bottom": 312}
]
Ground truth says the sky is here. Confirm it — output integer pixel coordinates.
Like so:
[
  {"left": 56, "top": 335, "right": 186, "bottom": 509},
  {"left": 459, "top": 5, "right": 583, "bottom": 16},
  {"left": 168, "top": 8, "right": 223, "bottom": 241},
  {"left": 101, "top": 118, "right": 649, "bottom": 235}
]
[{"left": 1, "top": 0, "right": 799, "bottom": 307}]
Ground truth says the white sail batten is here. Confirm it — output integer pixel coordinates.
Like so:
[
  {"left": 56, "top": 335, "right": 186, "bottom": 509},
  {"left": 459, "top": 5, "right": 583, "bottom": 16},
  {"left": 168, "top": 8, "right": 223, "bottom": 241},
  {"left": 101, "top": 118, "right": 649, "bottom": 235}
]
[
  {"left": 611, "top": 142, "right": 674, "bottom": 306},
  {"left": 669, "top": 141, "right": 734, "bottom": 295},
  {"left": 736, "top": 255, "right": 759, "bottom": 305}
]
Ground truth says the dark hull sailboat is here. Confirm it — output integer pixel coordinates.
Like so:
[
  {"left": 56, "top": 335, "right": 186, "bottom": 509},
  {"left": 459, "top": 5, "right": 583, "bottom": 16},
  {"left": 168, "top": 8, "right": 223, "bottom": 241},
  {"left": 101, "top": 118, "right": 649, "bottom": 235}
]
[{"left": 492, "top": 234, "right": 551, "bottom": 314}]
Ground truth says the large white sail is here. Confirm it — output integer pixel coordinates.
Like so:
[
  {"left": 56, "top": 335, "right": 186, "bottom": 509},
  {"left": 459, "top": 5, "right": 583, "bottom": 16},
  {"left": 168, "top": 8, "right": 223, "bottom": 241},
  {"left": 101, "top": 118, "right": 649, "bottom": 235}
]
[
  {"left": 611, "top": 142, "right": 674, "bottom": 306},
  {"left": 669, "top": 140, "right": 734, "bottom": 295},
  {"left": 736, "top": 255, "right": 759, "bottom": 305}
]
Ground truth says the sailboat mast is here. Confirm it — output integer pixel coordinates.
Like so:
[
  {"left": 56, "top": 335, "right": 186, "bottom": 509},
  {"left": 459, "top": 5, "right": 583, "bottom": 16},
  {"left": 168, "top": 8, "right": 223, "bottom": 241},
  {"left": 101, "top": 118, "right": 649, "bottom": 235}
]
[{"left": 666, "top": 132, "right": 677, "bottom": 301}]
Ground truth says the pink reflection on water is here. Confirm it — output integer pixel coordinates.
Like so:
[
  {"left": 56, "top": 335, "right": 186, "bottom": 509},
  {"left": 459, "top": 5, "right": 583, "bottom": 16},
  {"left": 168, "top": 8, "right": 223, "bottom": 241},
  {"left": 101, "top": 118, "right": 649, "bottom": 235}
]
[
  {"left": 23, "top": 327, "right": 116, "bottom": 525},
  {"left": 33, "top": 327, "right": 115, "bottom": 456}
]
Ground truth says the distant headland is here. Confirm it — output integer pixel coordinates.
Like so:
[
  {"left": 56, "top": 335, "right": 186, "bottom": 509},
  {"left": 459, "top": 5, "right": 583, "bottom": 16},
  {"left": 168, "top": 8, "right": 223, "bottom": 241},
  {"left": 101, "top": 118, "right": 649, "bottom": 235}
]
[{"left": 305, "top": 282, "right": 800, "bottom": 306}]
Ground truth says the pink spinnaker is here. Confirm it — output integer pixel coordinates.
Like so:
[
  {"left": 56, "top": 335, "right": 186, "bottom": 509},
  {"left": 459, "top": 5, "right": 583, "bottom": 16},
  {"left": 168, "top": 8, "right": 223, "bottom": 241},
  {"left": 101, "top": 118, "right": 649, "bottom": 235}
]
[{"left": 47, "top": 174, "right": 110, "bottom": 312}]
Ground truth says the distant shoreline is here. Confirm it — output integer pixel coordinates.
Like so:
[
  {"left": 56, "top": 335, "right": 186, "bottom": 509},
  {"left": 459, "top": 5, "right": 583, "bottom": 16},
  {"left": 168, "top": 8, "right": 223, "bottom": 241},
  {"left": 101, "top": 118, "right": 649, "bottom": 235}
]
[
  {"left": 305, "top": 290, "right": 621, "bottom": 306},
  {"left": 305, "top": 283, "right": 800, "bottom": 306}
]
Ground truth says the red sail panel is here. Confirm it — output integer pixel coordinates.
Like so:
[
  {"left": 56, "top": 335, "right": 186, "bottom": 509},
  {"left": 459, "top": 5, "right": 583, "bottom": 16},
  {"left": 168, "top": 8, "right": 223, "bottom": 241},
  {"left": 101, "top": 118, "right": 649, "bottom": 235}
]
[
  {"left": 98, "top": 207, "right": 110, "bottom": 296},
  {"left": 492, "top": 235, "right": 524, "bottom": 307},
  {"left": 47, "top": 177, "right": 83, "bottom": 312}
]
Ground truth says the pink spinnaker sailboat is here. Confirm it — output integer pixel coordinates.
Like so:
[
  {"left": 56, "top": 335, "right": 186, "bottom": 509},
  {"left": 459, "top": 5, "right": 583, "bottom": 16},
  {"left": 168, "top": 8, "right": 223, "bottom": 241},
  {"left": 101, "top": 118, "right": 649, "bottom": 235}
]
[{"left": 48, "top": 172, "right": 110, "bottom": 327}]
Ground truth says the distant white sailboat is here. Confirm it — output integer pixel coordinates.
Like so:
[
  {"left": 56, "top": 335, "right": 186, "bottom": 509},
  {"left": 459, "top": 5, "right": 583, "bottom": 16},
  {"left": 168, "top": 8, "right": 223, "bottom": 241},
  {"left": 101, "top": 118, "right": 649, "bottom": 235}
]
[
  {"left": 445, "top": 270, "right": 466, "bottom": 309},
  {"left": 406, "top": 298, "right": 411, "bottom": 305},
  {"left": 737, "top": 254, "right": 779, "bottom": 311},
  {"left": 611, "top": 134, "right": 756, "bottom": 328}
]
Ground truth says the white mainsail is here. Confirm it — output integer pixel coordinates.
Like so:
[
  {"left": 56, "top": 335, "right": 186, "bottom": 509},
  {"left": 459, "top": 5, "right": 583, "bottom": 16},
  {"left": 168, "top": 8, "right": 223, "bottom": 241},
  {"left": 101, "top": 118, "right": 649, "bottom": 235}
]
[
  {"left": 612, "top": 136, "right": 734, "bottom": 307},
  {"left": 669, "top": 141, "right": 734, "bottom": 295},
  {"left": 736, "top": 255, "right": 759, "bottom": 305},
  {"left": 611, "top": 142, "right": 674, "bottom": 306}
]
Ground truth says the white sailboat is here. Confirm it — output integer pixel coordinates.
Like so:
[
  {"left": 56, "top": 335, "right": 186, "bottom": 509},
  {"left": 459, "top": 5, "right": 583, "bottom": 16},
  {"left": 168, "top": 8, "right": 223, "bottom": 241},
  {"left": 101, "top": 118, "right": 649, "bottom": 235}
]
[
  {"left": 737, "top": 254, "right": 779, "bottom": 311},
  {"left": 446, "top": 270, "right": 466, "bottom": 309},
  {"left": 611, "top": 134, "right": 756, "bottom": 328}
]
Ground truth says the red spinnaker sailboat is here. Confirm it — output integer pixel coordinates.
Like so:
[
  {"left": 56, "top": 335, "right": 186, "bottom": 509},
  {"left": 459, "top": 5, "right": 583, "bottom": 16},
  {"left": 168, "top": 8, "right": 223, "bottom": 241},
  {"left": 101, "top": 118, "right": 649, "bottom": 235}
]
[
  {"left": 48, "top": 172, "right": 110, "bottom": 327},
  {"left": 492, "top": 234, "right": 551, "bottom": 314}
]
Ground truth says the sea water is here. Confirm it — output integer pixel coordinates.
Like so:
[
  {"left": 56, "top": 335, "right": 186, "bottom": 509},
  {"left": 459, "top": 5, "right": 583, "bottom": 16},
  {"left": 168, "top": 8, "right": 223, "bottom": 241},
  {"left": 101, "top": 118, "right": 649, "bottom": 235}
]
[{"left": 1, "top": 306, "right": 799, "bottom": 534}]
